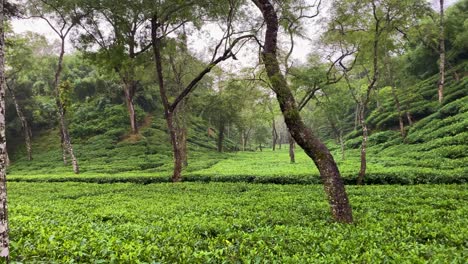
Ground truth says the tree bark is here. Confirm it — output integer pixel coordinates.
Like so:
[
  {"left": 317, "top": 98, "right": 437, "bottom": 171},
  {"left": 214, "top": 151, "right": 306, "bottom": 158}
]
[
  {"left": 152, "top": 25, "right": 183, "bottom": 182},
  {"left": 288, "top": 131, "right": 295, "bottom": 163},
  {"left": 54, "top": 37, "right": 79, "bottom": 174},
  {"left": 7, "top": 83, "right": 32, "bottom": 160},
  {"left": 60, "top": 127, "right": 67, "bottom": 165},
  {"left": 0, "top": 0, "right": 10, "bottom": 257},
  {"left": 272, "top": 118, "right": 278, "bottom": 151},
  {"left": 252, "top": 0, "right": 353, "bottom": 223},
  {"left": 169, "top": 52, "right": 189, "bottom": 167},
  {"left": 177, "top": 122, "right": 188, "bottom": 167},
  {"left": 357, "top": 106, "right": 367, "bottom": 185},
  {"left": 123, "top": 82, "right": 138, "bottom": 134},
  {"left": 438, "top": 0, "right": 445, "bottom": 103},
  {"left": 167, "top": 111, "right": 183, "bottom": 182}
]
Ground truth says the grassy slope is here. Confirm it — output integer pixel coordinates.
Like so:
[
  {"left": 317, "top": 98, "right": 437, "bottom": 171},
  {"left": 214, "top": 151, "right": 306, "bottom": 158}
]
[{"left": 7, "top": 63, "right": 468, "bottom": 184}]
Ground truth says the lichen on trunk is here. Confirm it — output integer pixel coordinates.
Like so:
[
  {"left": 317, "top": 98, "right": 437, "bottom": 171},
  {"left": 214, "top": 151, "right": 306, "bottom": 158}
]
[{"left": 252, "top": 0, "right": 353, "bottom": 223}]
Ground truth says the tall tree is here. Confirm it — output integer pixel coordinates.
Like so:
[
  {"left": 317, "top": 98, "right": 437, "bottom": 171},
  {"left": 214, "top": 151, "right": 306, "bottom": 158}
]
[
  {"left": 151, "top": 0, "right": 256, "bottom": 182},
  {"left": 251, "top": 0, "right": 353, "bottom": 223},
  {"left": 25, "top": 0, "right": 84, "bottom": 173},
  {"left": 0, "top": 0, "right": 9, "bottom": 259},
  {"left": 326, "top": 0, "right": 426, "bottom": 184},
  {"left": 437, "top": 0, "right": 445, "bottom": 103},
  {"left": 5, "top": 33, "right": 37, "bottom": 161},
  {"left": 77, "top": 0, "right": 152, "bottom": 134}
]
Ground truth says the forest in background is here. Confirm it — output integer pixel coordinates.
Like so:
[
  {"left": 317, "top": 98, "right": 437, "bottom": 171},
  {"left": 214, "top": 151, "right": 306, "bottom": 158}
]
[{"left": 0, "top": 0, "right": 466, "bottom": 262}]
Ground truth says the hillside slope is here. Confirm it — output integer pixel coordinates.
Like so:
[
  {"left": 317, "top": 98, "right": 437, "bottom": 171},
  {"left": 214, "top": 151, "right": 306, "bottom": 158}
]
[{"left": 7, "top": 64, "right": 468, "bottom": 184}]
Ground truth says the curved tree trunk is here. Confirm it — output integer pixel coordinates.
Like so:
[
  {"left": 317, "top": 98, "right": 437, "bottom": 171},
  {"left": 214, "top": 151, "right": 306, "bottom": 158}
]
[
  {"left": 0, "top": 1, "right": 10, "bottom": 258},
  {"left": 252, "top": 0, "right": 353, "bottom": 223}
]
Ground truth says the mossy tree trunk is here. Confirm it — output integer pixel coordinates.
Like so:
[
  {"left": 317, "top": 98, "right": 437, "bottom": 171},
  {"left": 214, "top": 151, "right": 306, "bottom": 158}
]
[{"left": 252, "top": 0, "right": 353, "bottom": 223}]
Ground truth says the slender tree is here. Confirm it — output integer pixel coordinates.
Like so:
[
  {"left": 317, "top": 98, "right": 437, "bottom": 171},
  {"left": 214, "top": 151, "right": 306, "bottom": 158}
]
[
  {"left": 26, "top": 0, "right": 83, "bottom": 173},
  {"left": 252, "top": 0, "right": 353, "bottom": 223},
  {"left": 437, "top": 0, "right": 445, "bottom": 103},
  {"left": 151, "top": 1, "right": 256, "bottom": 182},
  {"left": 0, "top": 0, "right": 9, "bottom": 259},
  {"left": 77, "top": 0, "right": 153, "bottom": 134}
]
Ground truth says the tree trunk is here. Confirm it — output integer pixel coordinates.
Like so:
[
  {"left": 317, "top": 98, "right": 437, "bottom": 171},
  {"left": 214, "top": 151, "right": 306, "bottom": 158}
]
[
  {"left": 54, "top": 37, "right": 79, "bottom": 174},
  {"left": 272, "top": 118, "right": 278, "bottom": 151},
  {"left": 438, "top": 0, "right": 445, "bottom": 103},
  {"left": 217, "top": 122, "right": 225, "bottom": 152},
  {"left": 339, "top": 130, "right": 345, "bottom": 161},
  {"left": 4, "top": 148, "right": 8, "bottom": 167},
  {"left": 252, "top": 0, "right": 353, "bottom": 223},
  {"left": 278, "top": 132, "right": 282, "bottom": 150},
  {"left": 386, "top": 60, "right": 405, "bottom": 138},
  {"left": 354, "top": 104, "right": 360, "bottom": 131},
  {"left": 288, "top": 132, "right": 295, "bottom": 163},
  {"left": 0, "top": 1, "right": 10, "bottom": 257},
  {"left": 244, "top": 129, "right": 251, "bottom": 150},
  {"left": 7, "top": 84, "right": 32, "bottom": 160},
  {"left": 406, "top": 110, "right": 413, "bottom": 126},
  {"left": 391, "top": 86, "right": 405, "bottom": 137},
  {"left": 241, "top": 132, "right": 245, "bottom": 151},
  {"left": 175, "top": 106, "right": 188, "bottom": 168},
  {"left": 60, "top": 127, "right": 67, "bottom": 165},
  {"left": 152, "top": 24, "right": 182, "bottom": 182},
  {"left": 167, "top": 111, "right": 183, "bottom": 182},
  {"left": 124, "top": 83, "right": 138, "bottom": 134},
  {"left": 357, "top": 106, "right": 367, "bottom": 185}
]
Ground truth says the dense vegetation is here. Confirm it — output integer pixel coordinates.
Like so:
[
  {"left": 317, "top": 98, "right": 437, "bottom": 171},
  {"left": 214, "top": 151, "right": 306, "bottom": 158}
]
[
  {"left": 0, "top": 0, "right": 466, "bottom": 261},
  {"left": 9, "top": 183, "right": 468, "bottom": 262}
]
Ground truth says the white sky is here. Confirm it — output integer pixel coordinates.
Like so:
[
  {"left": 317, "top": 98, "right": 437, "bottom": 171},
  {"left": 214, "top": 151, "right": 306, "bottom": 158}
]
[{"left": 11, "top": 0, "right": 459, "bottom": 72}]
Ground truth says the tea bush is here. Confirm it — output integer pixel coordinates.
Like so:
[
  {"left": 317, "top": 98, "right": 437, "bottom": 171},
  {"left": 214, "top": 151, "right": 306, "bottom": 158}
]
[{"left": 8, "top": 182, "right": 467, "bottom": 263}]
